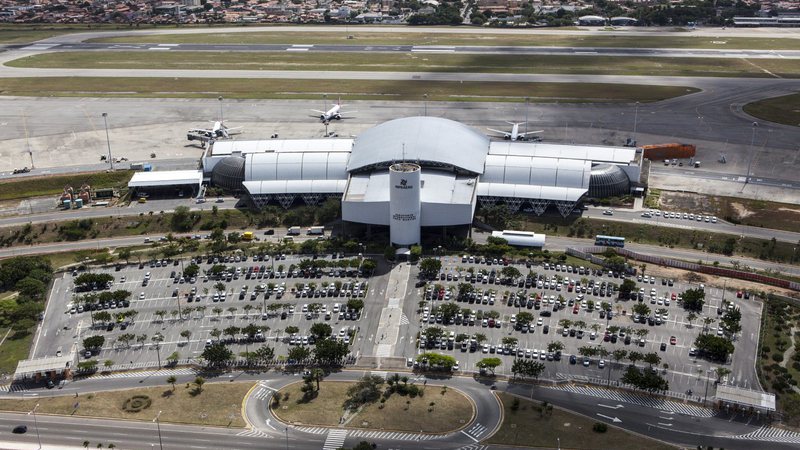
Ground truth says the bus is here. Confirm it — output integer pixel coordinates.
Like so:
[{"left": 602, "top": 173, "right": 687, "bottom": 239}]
[{"left": 595, "top": 235, "right": 625, "bottom": 248}]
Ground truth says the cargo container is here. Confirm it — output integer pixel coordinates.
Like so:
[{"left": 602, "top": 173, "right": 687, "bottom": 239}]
[{"left": 641, "top": 143, "right": 696, "bottom": 161}]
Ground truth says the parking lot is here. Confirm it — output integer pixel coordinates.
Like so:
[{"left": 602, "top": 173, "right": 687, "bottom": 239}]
[
  {"left": 35, "top": 253, "right": 376, "bottom": 371},
  {"left": 405, "top": 254, "right": 762, "bottom": 393}
]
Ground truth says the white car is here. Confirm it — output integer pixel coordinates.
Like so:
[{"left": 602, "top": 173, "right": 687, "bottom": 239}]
[
  {"left": 139, "top": 292, "right": 145, "bottom": 300},
  {"left": 598, "top": 360, "right": 606, "bottom": 369}
]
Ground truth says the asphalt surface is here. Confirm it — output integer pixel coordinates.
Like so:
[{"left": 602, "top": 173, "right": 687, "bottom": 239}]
[{"left": 8, "top": 41, "right": 800, "bottom": 59}]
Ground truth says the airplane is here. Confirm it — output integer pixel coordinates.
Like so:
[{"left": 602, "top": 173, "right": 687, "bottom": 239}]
[
  {"left": 187, "top": 121, "right": 242, "bottom": 143},
  {"left": 311, "top": 99, "right": 356, "bottom": 123},
  {"left": 487, "top": 122, "right": 543, "bottom": 141}
]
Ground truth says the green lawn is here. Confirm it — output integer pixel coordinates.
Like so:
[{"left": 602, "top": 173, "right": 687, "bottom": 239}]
[
  {"left": 0, "top": 171, "right": 132, "bottom": 202},
  {"left": 489, "top": 392, "right": 677, "bottom": 449},
  {"left": 756, "top": 296, "right": 800, "bottom": 427},
  {"left": 0, "top": 327, "right": 33, "bottom": 377},
  {"left": 8, "top": 51, "right": 800, "bottom": 78},
  {"left": 0, "top": 77, "right": 697, "bottom": 103},
  {"left": 743, "top": 93, "right": 800, "bottom": 127},
  {"left": 91, "top": 31, "right": 800, "bottom": 50}
]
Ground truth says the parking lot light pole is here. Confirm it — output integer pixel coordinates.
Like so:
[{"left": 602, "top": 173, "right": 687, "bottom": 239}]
[
  {"left": 703, "top": 368, "right": 713, "bottom": 406},
  {"left": 101, "top": 112, "right": 113, "bottom": 170},
  {"left": 29, "top": 403, "right": 41, "bottom": 450},
  {"left": 284, "top": 426, "right": 289, "bottom": 450},
  {"left": 153, "top": 410, "right": 164, "bottom": 450}
]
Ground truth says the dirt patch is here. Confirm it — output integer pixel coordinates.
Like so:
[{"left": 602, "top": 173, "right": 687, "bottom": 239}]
[
  {"left": 730, "top": 202, "right": 755, "bottom": 219},
  {"left": 659, "top": 191, "right": 716, "bottom": 212},
  {"left": 644, "top": 265, "right": 798, "bottom": 298}
]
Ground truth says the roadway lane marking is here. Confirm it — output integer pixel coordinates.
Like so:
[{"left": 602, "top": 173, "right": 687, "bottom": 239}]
[{"left": 460, "top": 430, "right": 479, "bottom": 442}]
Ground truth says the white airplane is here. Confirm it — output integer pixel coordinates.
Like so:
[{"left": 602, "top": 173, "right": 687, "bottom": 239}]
[
  {"left": 311, "top": 99, "right": 356, "bottom": 123},
  {"left": 487, "top": 122, "right": 543, "bottom": 141},
  {"left": 187, "top": 121, "right": 242, "bottom": 143}
]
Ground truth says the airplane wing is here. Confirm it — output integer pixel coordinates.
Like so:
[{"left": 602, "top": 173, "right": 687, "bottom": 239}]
[
  {"left": 486, "top": 128, "right": 509, "bottom": 136},
  {"left": 518, "top": 130, "right": 544, "bottom": 137},
  {"left": 225, "top": 126, "right": 243, "bottom": 132},
  {"left": 188, "top": 128, "right": 212, "bottom": 134},
  {"left": 310, "top": 109, "right": 326, "bottom": 114}
]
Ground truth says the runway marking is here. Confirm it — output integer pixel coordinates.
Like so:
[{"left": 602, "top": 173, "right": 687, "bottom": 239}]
[{"left": 148, "top": 48, "right": 171, "bottom": 51}]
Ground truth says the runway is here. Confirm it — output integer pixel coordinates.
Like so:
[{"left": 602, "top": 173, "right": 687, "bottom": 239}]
[{"left": 6, "top": 41, "right": 800, "bottom": 59}]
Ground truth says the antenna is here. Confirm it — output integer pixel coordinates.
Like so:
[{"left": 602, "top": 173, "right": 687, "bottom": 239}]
[{"left": 402, "top": 143, "right": 406, "bottom": 162}]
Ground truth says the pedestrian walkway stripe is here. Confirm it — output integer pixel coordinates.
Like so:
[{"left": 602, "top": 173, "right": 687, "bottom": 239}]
[
  {"left": 0, "top": 385, "right": 26, "bottom": 393},
  {"left": 322, "top": 429, "right": 348, "bottom": 450},
  {"left": 88, "top": 368, "right": 196, "bottom": 380},
  {"left": 348, "top": 430, "right": 437, "bottom": 441},
  {"left": 733, "top": 426, "right": 800, "bottom": 443},
  {"left": 236, "top": 429, "right": 272, "bottom": 438},
  {"left": 547, "top": 384, "right": 715, "bottom": 417}
]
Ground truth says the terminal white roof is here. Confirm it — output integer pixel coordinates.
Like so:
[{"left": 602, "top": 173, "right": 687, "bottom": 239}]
[
  {"left": 477, "top": 183, "right": 587, "bottom": 202},
  {"left": 128, "top": 170, "right": 203, "bottom": 188},
  {"left": 244, "top": 152, "right": 349, "bottom": 182},
  {"left": 489, "top": 141, "right": 636, "bottom": 165},
  {"left": 482, "top": 155, "right": 591, "bottom": 189},
  {"left": 15, "top": 353, "right": 74, "bottom": 379},
  {"left": 348, "top": 117, "right": 490, "bottom": 175},
  {"left": 344, "top": 170, "right": 476, "bottom": 206},
  {"left": 211, "top": 139, "right": 353, "bottom": 157},
  {"left": 243, "top": 179, "right": 348, "bottom": 195}
]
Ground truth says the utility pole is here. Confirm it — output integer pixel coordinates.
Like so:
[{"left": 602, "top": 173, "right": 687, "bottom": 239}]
[
  {"left": 153, "top": 410, "right": 164, "bottom": 450},
  {"left": 632, "top": 101, "right": 640, "bottom": 145},
  {"left": 102, "top": 113, "right": 113, "bottom": 170},
  {"left": 524, "top": 97, "right": 530, "bottom": 135},
  {"left": 744, "top": 122, "right": 758, "bottom": 186},
  {"left": 423, "top": 93, "right": 428, "bottom": 116},
  {"left": 218, "top": 96, "right": 224, "bottom": 124},
  {"left": 29, "top": 403, "right": 42, "bottom": 450}
]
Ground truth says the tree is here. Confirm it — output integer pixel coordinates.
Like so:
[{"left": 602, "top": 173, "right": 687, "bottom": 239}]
[
  {"left": 516, "top": 312, "right": 534, "bottom": 327},
  {"left": 166, "top": 375, "right": 177, "bottom": 391},
  {"left": 201, "top": 343, "right": 233, "bottom": 368},
  {"left": 314, "top": 339, "right": 349, "bottom": 365},
  {"left": 477, "top": 357, "right": 502, "bottom": 375},
  {"left": 194, "top": 376, "right": 205, "bottom": 393},
  {"left": 309, "top": 322, "right": 333, "bottom": 340},
  {"left": 502, "top": 337, "right": 518, "bottom": 348},
  {"left": 715, "top": 367, "right": 732, "bottom": 383},
  {"left": 344, "top": 375, "right": 385, "bottom": 411},
  {"left": 83, "top": 335, "right": 105, "bottom": 351},
  {"left": 694, "top": 334, "right": 735, "bottom": 362},
  {"left": 285, "top": 325, "right": 300, "bottom": 335},
  {"left": 628, "top": 351, "right": 644, "bottom": 365},
  {"left": 180, "top": 329, "right": 192, "bottom": 344},
  {"left": 438, "top": 302, "right": 461, "bottom": 322},
  {"left": 500, "top": 266, "right": 521, "bottom": 282},
  {"left": 210, "top": 328, "right": 222, "bottom": 341},
  {"left": 474, "top": 333, "right": 487, "bottom": 344},
  {"left": 15, "top": 277, "right": 46, "bottom": 301},
  {"left": 103, "top": 359, "right": 114, "bottom": 369},
  {"left": 702, "top": 317, "right": 716, "bottom": 334},
  {"left": 632, "top": 303, "right": 651, "bottom": 317},
  {"left": 547, "top": 341, "right": 565, "bottom": 353},
  {"left": 183, "top": 263, "right": 200, "bottom": 279},
  {"left": 117, "top": 247, "right": 132, "bottom": 263},
  {"left": 416, "top": 352, "right": 457, "bottom": 370},
  {"left": 419, "top": 258, "right": 442, "bottom": 279},
  {"left": 347, "top": 298, "right": 364, "bottom": 312},
  {"left": 721, "top": 307, "right": 742, "bottom": 337},
  {"left": 212, "top": 307, "right": 223, "bottom": 319},
  {"left": 223, "top": 326, "right": 240, "bottom": 342},
  {"left": 288, "top": 346, "right": 311, "bottom": 362},
  {"left": 619, "top": 278, "right": 637, "bottom": 298},
  {"left": 643, "top": 352, "right": 661, "bottom": 367},
  {"left": 170, "top": 206, "right": 194, "bottom": 232},
  {"left": 154, "top": 310, "right": 167, "bottom": 323},
  {"left": 681, "top": 288, "right": 705, "bottom": 312},
  {"left": 686, "top": 311, "right": 697, "bottom": 328}
]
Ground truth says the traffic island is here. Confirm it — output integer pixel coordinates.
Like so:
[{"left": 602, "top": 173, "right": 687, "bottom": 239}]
[
  {"left": 0, "top": 381, "right": 254, "bottom": 427},
  {"left": 488, "top": 392, "right": 677, "bottom": 450},
  {"left": 271, "top": 379, "right": 473, "bottom": 434}
]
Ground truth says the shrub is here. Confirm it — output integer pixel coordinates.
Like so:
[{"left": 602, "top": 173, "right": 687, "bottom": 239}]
[
  {"left": 773, "top": 353, "right": 785, "bottom": 363},
  {"left": 122, "top": 395, "right": 152, "bottom": 413},
  {"left": 511, "top": 398, "right": 520, "bottom": 411},
  {"left": 592, "top": 422, "right": 608, "bottom": 433}
]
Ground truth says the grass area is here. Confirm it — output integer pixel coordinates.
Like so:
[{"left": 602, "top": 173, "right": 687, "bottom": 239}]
[
  {"left": 756, "top": 296, "right": 800, "bottom": 427},
  {"left": 0, "top": 77, "right": 696, "bottom": 103},
  {"left": 644, "top": 188, "right": 661, "bottom": 210},
  {"left": 489, "top": 392, "right": 677, "bottom": 449},
  {"left": 0, "top": 24, "right": 125, "bottom": 44},
  {"left": 0, "top": 326, "right": 33, "bottom": 377},
  {"left": 517, "top": 216, "right": 800, "bottom": 265},
  {"left": 8, "top": 51, "right": 800, "bottom": 78},
  {"left": 92, "top": 31, "right": 800, "bottom": 50},
  {"left": 0, "top": 171, "right": 132, "bottom": 202},
  {"left": 272, "top": 381, "right": 472, "bottom": 433},
  {"left": 0, "top": 381, "right": 253, "bottom": 427},
  {"left": 657, "top": 191, "right": 800, "bottom": 234},
  {"left": 743, "top": 93, "right": 800, "bottom": 127}
]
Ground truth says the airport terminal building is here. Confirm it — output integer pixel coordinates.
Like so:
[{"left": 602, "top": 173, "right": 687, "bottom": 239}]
[{"left": 202, "top": 117, "right": 640, "bottom": 246}]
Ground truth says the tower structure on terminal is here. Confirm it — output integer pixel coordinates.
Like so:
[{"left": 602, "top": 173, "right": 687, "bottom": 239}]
[{"left": 389, "top": 163, "right": 421, "bottom": 246}]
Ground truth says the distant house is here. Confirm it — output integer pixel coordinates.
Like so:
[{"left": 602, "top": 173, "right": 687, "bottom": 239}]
[
  {"left": 578, "top": 15, "right": 606, "bottom": 25},
  {"left": 609, "top": 16, "right": 637, "bottom": 26}
]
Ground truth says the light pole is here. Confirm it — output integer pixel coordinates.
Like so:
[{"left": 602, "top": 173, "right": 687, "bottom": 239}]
[
  {"left": 218, "top": 96, "right": 224, "bottom": 124},
  {"left": 101, "top": 112, "right": 113, "bottom": 170},
  {"left": 153, "top": 410, "right": 164, "bottom": 450},
  {"left": 29, "top": 403, "right": 42, "bottom": 450},
  {"left": 703, "top": 368, "right": 713, "bottom": 406},
  {"left": 524, "top": 97, "right": 530, "bottom": 135},
  {"left": 423, "top": 93, "right": 428, "bottom": 116},
  {"left": 744, "top": 122, "right": 759, "bottom": 186},
  {"left": 632, "top": 101, "right": 640, "bottom": 145},
  {"left": 284, "top": 427, "right": 289, "bottom": 450}
]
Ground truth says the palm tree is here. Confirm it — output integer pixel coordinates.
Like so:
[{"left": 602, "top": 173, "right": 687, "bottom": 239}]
[
  {"left": 686, "top": 312, "right": 697, "bottom": 328},
  {"left": 243, "top": 304, "right": 254, "bottom": 318},
  {"left": 152, "top": 333, "right": 165, "bottom": 367},
  {"left": 154, "top": 310, "right": 167, "bottom": 323},
  {"left": 195, "top": 305, "right": 207, "bottom": 319},
  {"left": 227, "top": 306, "right": 237, "bottom": 318},
  {"left": 212, "top": 307, "right": 223, "bottom": 319},
  {"left": 702, "top": 317, "right": 716, "bottom": 333},
  {"left": 167, "top": 375, "right": 177, "bottom": 391},
  {"left": 180, "top": 329, "right": 192, "bottom": 344},
  {"left": 210, "top": 328, "right": 222, "bottom": 342}
]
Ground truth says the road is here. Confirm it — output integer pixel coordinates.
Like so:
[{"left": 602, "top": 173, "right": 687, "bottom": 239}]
[
  {"left": 2, "top": 368, "right": 796, "bottom": 450},
  {"left": 8, "top": 41, "right": 800, "bottom": 59}
]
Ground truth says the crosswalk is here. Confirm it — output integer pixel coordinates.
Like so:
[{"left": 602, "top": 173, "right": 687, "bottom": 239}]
[
  {"left": 456, "top": 445, "right": 489, "bottom": 450},
  {"left": 349, "top": 430, "right": 438, "bottom": 441},
  {"left": 461, "top": 422, "right": 488, "bottom": 442},
  {"left": 399, "top": 313, "right": 410, "bottom": 326},
  {"left": 374, "top": 344, "right": 392, "bottom": 357},
  {"left": 252, "top": 386, "right": 273, "bottom": 401},
  {"left": 89, "top": 367, "right": 197, "bottom": 380},
  {"left": 322, "top": 429, "right": 348, "bottom": 450},
  {"left": 733, "top": 426, "right": 800, "bottom": 443},
  {"left": 295, "top": 426, "right": 329, "bottom": 435},
  {"left": 370, "top": 371, "right": 388, "bottom": 379},
  {"left": 0, "top": 384, "right": 27, "bottom": 393},
  {"left": 548, "top": 384, "right": 715, "bottom": 417},
  {"left": 236, "top": 429, "right": 272, "bottom": 438}
]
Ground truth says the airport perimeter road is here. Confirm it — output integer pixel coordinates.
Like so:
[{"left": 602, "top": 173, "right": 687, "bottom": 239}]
[{"left": 9, "top": 41, "right": 800, "bottom": 59}]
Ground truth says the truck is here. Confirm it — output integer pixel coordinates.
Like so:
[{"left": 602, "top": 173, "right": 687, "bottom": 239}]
[
  {"left": 242, "top": 231, "right": 254, "bottom": 241},
  {"left": 307, "top": 226, "right": 324, "bottom": 235},
  {"left": 130, "top": 163, "right": 144, "bottom": 171},
  {"left": 694, "top": 161, "right": 701, "bottom": 168},
  {"left": 287, "top": 226, "right": 301, "bottom": 236}
]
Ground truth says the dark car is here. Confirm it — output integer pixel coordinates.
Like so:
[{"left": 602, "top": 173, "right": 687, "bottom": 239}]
[
  {"left": 543, "top": 325, "right": 549, "bottom": 334},
  {"left": 660, "top": 342, "right": 667, "bottom": 351},
  {"left": 12, "top": 425, "right": 27, "bottom": 434},
  {"left": 106, "top": 323, "right": 115, "bottom": 332},
  {"left": 569, "top": 355, "right": 577, "bottom": 365},
  {"left": 264, "top": 229, "right": 275, "bottom": 235}
]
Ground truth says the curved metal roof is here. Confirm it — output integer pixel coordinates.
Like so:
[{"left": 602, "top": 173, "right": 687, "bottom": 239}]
[
  {"left": 481, "top": 155, "right": 591, "bottom": 189},
  {"left": 347, "top": 117, "right": 490, "bottom": 175},
  {"left": 244, "top": 152, "right": 349, "bottom": 182}
]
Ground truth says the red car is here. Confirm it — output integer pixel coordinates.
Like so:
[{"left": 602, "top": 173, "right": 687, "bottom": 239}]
[
  {"left": 670, "top": 336, "right": 677, "bottom": 345},
  {"left": 573, "top": 307, "right": 580, "bottom": 315},
  {"left": 736, "top": 291, "right": 743, "bottom": 298}
]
